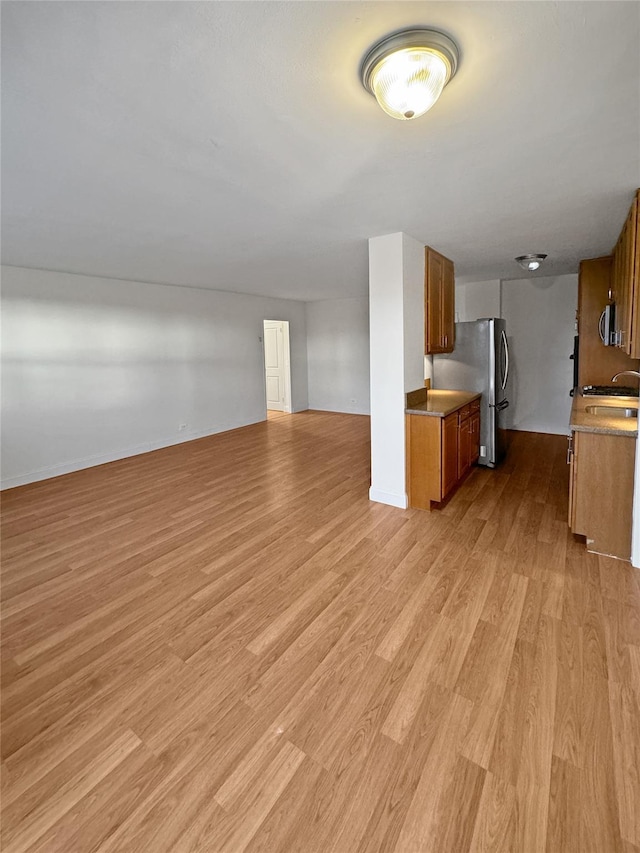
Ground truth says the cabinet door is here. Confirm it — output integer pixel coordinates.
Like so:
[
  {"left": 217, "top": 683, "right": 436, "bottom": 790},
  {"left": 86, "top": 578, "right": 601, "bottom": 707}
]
[
  {"left": 611, "top": 239, "right": 621, "bottom": 335},
  {"left": 616, "top": 217, "right": 630, "bottom": 351},
  {"left": 570, "top": 430, "right": 634, "bottom": 559},
  {"left": 425, "top": 249, "right": 445, "bottom": 354},
  {"left": 441, "top": 256, "right": 455, "bottom": 353},
  {"left": 442, "top": 413, "right": 459, "bottom": 497},
  {"left": 627, "top": 194, "right": 639, "bottom": 357},
  {"left": 613, "top": 193, "right": 638, "bottom": 356},
  {"left": 469, "top": 413, "right": 480, "bottom": 465},
  {"left": 425, "top": 247, "right": 456, "bottom": 355},
  {"left": 567, "top": 433, "right": 576, "bottom": 530},
  {"left": 458, "top": 417, "right": 471, "bottom": 479}
]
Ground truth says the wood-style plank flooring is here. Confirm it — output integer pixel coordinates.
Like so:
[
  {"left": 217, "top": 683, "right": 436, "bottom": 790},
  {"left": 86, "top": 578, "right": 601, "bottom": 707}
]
[{"left": 2, "top": 411, "right": 639, "bottom": 852}]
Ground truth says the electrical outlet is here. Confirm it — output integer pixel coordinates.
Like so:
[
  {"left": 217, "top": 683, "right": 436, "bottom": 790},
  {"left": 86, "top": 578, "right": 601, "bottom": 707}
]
[{"left": 179, "top": 423, "right": 188, "bottom": 432}]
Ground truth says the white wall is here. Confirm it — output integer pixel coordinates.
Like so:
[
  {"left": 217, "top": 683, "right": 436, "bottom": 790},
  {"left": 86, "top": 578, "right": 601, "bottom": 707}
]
[
  {"left": 305, "top": 298, "right": 370, "bottom": 415},
  {"left": 455, "top": 279, "right": 501, "bottom": 322},
  {"left": 501, "top": 274, "right": 578, "bottom": 435},
  {"left": 1, "top": 265, "right": 308, "bottom": 488},
  {"left": 368, "top": 232, "right": 424, "bottom": 509}
]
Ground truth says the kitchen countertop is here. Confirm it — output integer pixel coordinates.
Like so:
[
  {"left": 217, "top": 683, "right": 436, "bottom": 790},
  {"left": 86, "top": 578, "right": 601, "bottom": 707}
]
[
  {"left": 406, "top": 389, "right": 481, "bottom": 418},
  {"left": 570, "top": 392, "right": 638, "bottom": 437}
]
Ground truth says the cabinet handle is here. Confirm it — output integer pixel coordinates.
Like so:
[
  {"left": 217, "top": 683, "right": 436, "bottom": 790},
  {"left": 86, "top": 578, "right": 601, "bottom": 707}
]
[{"left": 566, "top": 435, "right": 573, "bottom": 465}]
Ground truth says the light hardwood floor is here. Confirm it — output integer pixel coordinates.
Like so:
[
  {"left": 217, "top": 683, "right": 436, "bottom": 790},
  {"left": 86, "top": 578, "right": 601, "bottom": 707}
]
[{"left": 1, "top": 411, "right": 639, "bottom": 852}]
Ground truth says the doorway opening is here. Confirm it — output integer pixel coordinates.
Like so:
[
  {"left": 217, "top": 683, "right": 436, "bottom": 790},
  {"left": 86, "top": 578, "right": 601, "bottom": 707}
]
[{"left": 263, "top": 320, "right": 292, "bottom": 413}]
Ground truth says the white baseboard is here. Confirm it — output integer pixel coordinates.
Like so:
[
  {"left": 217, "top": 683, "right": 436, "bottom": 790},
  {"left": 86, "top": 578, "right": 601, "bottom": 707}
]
[
  {"left": 1, "top": 418, "right": 264, "bottom": 490},
  {"left": 308, "top": 404, "right": 371, "bottom": 416},
  {"left": 368, "top": 487, "right": 408, "bottom": 509},
  {"left": 508, "top": 424, "right": 568, "bottom": 436}
]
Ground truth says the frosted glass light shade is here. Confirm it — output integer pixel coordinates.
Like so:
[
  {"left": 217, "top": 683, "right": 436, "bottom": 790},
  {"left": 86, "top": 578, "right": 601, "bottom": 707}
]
[
  {"left": 370, "top": 48, "right": 448, "bottom": 120},
  {"left": 360, "top": 28, "right": 459, "bottom": 121},
  {"left": 515, "top": 254, "right": 547, "bottom": 271}
]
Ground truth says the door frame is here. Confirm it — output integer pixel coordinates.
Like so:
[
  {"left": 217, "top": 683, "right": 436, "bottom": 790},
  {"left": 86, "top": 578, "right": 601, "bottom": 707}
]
[{"left": 263, "top": 319, "right": 292, "bottom": 413}]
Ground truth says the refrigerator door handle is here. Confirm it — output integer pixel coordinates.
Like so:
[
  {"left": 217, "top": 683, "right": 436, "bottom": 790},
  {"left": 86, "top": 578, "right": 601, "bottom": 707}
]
[
  {"left": 490, "top": 399, "right": 510, "bottom": 411},
  {"left": 500, "top": 330, "right": 509, "bottom": 390}
]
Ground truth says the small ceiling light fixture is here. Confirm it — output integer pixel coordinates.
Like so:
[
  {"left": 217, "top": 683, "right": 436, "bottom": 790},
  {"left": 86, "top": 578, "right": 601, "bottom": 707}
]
[
  {"left": 515, "top": 253, "right": 548, "bottom": 272},
  {"left": 360, "top": 28, "right": 459, "bottom": 121}
]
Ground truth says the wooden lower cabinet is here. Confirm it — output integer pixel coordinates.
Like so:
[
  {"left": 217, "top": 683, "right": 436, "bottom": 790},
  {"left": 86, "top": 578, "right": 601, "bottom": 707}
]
[
  {"left": 406, "top": 398, "right": 481, "bottom": 511},
  {"left": 567, "top": 429, "right": 635, "bottom": 560}
]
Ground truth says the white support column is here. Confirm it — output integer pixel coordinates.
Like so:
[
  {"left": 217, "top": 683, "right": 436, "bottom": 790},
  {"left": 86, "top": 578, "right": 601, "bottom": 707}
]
[{"left": 368, "top": 232, "right": 425, "bottom": 508}]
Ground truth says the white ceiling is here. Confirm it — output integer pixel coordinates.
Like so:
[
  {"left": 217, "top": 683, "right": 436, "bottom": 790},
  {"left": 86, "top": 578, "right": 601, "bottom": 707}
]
[{"left": 2, "top": 1, "right": 639, "bottom": 301}]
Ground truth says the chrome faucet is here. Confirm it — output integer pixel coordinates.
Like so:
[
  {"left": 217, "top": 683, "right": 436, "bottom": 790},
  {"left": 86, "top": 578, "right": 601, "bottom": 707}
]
[{"left": 612, "top": 370, "right": 640, "bottom": 383}]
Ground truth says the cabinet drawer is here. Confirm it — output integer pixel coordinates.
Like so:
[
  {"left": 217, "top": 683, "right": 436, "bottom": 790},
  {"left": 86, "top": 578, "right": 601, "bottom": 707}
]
[
  {"left": 458, "top": 404, "right": 471, "bottom": 422},
  {"left": 470, "top": 398, "right": 481, "bottom": 413}
]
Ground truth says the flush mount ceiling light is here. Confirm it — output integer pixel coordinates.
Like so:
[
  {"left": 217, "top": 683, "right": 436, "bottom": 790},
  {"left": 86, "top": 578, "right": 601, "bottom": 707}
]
[
  {"left": 515, "top": 253, "right": 548, "bottom": 272},
  {"left": 360, "top": 28, "right": 459, "bottom": 120}
]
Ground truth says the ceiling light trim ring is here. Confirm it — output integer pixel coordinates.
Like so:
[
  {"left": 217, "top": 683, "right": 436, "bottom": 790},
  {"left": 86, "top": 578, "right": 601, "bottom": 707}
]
[{"left": 360, "top": 28, "right": 459, "bottom": 96}]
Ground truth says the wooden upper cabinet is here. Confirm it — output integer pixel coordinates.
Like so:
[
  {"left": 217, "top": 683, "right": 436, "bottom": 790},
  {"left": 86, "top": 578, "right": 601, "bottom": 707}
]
[
  {"left": 611, "top": 190, "right": 639, "bottom": 358},
  {"left": 426, "top": 250, "right": 444, "bottom": 354},
  {"left": 576, "top": 256, "right": 639, "bottom": 386},
  {"left": 425, "top": 246, "right": 455, "bottom": 354}
]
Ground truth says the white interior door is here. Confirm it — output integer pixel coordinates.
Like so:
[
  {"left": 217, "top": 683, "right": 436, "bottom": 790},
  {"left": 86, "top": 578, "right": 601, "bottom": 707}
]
[{"left": 264, "top": 320, "right": 291, "bottom": 412}]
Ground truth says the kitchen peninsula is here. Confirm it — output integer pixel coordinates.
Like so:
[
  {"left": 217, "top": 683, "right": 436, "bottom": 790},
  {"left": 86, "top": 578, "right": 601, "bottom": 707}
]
[{"left": 405, "top": 387, "right": 481, "bottom": 510}]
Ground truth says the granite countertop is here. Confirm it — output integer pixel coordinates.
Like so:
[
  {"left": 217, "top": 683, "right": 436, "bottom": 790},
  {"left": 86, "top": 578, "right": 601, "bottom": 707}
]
[
  {"left": 406, "top": 389, "right": 481, "bottom": 418},
  {"left": 570, "top": 392, "right": 638, "bottom": 437}
]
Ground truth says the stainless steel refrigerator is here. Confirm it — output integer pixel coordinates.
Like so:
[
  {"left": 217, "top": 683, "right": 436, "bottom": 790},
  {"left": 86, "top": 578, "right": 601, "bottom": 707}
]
[{"left": 432, "top": 318, "right": 510, "bottom": 468}]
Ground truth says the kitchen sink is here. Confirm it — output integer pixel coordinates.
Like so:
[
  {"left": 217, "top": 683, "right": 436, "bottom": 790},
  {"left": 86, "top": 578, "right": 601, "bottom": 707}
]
[{"left": 585, "top": 405, "right": 638, "bottom": 418}]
